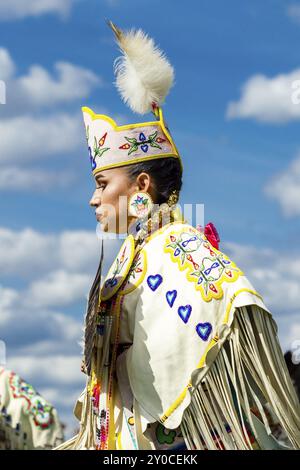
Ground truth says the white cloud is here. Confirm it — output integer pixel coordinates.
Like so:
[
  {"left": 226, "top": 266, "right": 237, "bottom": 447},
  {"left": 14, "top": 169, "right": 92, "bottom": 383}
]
[
  {"left": 0, "top": 0, "right": 78, "bottom": 21},
  {"left": 223, "top": 241, "right": 300, "bottom": 353},
  {"left": 0, "top": 285, "right": 20, "bottom": 325},
  {"left": 276, "top": 313, "right": 300, "bottom": 352},
  {"left": 7, "top": 355, "right": 84, "bottom": 387},
  {"left": 0, "top": 48, "right": 102, "bottom": 109},
  {"left": 223, "top": 241, "right": 300, "bottom": 314},
  {"left": 15, "top": 61, "right": 102, "bottom": 107},
  {"left": 0, "top": 112, "right": 83, "bottom": 163},
  {"left": 26, "top": 269, "right": 92, "bottom": 308},
  {"left": 38, "top": 386, "right": 83, "bottom": 410},
  {"left": 0, "top": 48, "right": 15, "bottom": 80},
  {"left": 264, "top": 153, "right": 300, "bottom": 217},
  {"left": 0, "top": 285, "right": 19, "bottom": 310},
  {"left": 0, "top": 166, "right": 76, "bottom": 191},
  {"left": 0, "top": 49, "right": 102, "bottom": 190},
  {"left": 59, "top": 231, "right": 103, "bottom": 271},
  {"left": 0, "top": 285, "right": 82, "bottom": 349},
  {"left": 0, "top": 227, "right": 120, "bottom": 280},
  {"left": 0, "top": 227, "right": 57, "bottom": 277},
  {"left": 287, "top": 4, "right": 300, "bottom": 24},
  {"left": 226, "top": 69, "right": 300, "bottom": 123}
]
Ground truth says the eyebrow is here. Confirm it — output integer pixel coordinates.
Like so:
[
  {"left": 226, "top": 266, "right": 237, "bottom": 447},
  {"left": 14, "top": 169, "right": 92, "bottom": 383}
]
[{"left": 95, "top": 174, "right": 105, "bottom": 181}]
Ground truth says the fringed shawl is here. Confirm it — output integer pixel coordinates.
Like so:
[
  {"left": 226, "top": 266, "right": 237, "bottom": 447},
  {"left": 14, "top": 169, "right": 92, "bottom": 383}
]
[{"left": 181, "top": 305, "right": 300, "bottom": 449}]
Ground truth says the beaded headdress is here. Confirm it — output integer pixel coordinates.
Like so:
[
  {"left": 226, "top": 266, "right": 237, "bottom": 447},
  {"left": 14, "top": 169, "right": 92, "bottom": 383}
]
[{"left": 82, "top": 21, "right": 183, "bottom": 176}]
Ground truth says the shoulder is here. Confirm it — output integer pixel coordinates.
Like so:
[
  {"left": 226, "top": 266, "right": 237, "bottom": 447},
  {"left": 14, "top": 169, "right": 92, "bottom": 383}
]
[
  {"left": 143, "top": 221, "right": 204, "bottom": 253},
  {"left": 142, "top": 221, "right": 221, "bottom": 267},
  {"left": 138, "top": 221, "right": 249, "bottom": 303}
]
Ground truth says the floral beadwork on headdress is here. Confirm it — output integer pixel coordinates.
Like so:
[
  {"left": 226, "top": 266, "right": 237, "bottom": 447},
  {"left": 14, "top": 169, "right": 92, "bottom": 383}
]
[
  {"left": 119, "top": 131, "right": 166, "bottom": 155},
  {"left": 86, "top": 125, "right": 110, "bottom": 171}
]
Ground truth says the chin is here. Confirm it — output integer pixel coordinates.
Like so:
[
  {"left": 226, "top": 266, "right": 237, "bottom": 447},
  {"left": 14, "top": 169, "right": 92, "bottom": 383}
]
[
  {"left": 100, "top": 218, "right": 127, "bottom": 234},
  {"left": 99, "top": 221, "right": 108, "bottom": 232},
  {"left": 101, "top": 223, "right": 120, "bottom": 234}
]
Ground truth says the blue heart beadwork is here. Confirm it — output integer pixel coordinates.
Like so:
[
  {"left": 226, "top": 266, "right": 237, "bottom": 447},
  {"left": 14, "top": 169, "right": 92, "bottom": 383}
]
[
  {"left": 196, "top": 322, "right": 212, "bottom": 341},
  {"left": 166, "top": 290, "right": 177, "bottom": 308},
  {"left": 141, "top": 144, "right": 149, "bottom": 153},
  {"left": 178, "top": 305, "right": 192, "bottom": 324},
  {"left": 147, "top": 274, "right": 163, "bottom": 291}
]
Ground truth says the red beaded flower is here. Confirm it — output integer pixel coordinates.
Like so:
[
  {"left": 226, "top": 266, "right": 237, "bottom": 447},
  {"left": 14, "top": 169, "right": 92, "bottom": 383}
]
[{"left": 196, "top": 222, "right": 220, "bottom": 250}]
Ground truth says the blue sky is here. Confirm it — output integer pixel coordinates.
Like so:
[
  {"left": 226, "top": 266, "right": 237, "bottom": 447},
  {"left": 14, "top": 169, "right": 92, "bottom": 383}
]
[{"left": 0, "top": 0, "right": 300, "bottom": 437}]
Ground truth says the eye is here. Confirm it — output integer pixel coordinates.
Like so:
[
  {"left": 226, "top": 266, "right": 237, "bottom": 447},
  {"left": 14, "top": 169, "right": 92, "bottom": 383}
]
[{"left": 96, "top": 183, "right": 106, "bottom": 190}]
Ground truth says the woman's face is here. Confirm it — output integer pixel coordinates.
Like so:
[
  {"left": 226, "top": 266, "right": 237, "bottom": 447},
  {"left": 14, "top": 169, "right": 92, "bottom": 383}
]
[{"left": 89, "top": 167, "right": 152, "bottom": 234}]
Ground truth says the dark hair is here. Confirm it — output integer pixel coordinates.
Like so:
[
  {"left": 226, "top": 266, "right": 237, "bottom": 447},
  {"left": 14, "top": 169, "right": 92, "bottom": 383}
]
[{"left": 125, "top": 157, "right": 183, "bottom": 205}]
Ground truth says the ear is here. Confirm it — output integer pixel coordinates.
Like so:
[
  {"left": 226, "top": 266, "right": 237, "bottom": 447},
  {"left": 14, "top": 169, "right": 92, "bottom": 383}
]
[{"left": 136, "top": 172, "right": 151, "bottom": 192}]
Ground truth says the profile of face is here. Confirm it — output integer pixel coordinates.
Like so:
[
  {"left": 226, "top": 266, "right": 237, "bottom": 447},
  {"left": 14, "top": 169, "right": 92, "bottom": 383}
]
[{"left": 89, "top": 167, "right": 154, "bottom": 234}]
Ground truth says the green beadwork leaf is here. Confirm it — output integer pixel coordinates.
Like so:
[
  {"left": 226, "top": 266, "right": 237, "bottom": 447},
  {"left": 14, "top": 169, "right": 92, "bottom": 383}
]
[
  {"left": 125, "top": 137, "right": 138, "bottom": 144},
  {"left": 167, "top": 243, "right": 177, "bottom": 250},
  {"left": 128, "top": 144, "right": 139, "bottom": 155},
  {"left": 148, "top": 130, "right": 158, "bottom": 141},
  {"left": 98, "top": 147, "right": 110, "bottom": 157},
  {"left": 149, "top": 141, "right": 162, "bottom": 149},
  {"left": 191, "top": 270, "right": 201, "bottom": 277}
]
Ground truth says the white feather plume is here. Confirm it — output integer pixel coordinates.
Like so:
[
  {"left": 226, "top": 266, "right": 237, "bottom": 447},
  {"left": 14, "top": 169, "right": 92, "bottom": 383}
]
[{"left": 109, "top": 22, "right": 175, "bottom": 115}]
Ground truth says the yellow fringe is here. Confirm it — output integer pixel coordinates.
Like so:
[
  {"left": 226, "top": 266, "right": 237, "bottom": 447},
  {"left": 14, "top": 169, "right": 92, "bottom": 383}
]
[{"left": 180, "top": 305, "right": 300, "bottom": 450}]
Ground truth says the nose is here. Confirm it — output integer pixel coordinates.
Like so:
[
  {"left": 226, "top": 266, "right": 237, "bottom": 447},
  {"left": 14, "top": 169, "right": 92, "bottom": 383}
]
[{"left": 89, "top": 188, "right": 102, "bottom": 207}]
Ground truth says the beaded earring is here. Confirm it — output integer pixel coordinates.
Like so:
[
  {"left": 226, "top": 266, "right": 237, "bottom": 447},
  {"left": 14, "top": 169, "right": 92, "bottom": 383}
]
[{"left": 128, "top": 191, "right": 154, "bottom": 218}]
